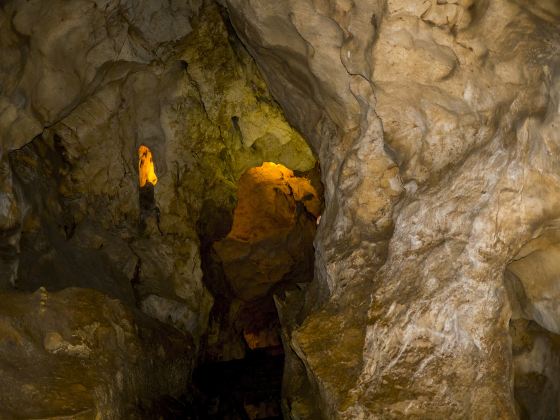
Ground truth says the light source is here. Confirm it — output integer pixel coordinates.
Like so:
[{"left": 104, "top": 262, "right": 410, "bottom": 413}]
[{"left": 138, "top": 145, "right": 158, "bottom": 187}]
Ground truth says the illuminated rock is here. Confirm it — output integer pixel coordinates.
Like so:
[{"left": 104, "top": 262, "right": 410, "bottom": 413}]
[
  {"left": 224, "top": 0, "right": 560, "bottom": 417},
  {"left": 0, "top": 2, "right": 317, "bottom": 413},
  {"left": 214, "top": 162, "right": 319, "bottom": 301},
  {"left": 138, "top": 145, "right": 158, "bottom": 187},
  {"left": 1, "top": 0, "right": 558, "bottom": 417}
]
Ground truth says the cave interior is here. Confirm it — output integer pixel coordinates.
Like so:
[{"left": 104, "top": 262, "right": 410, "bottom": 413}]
[{"left": 1, "top": 0, "right": 560, "bottom": 419}]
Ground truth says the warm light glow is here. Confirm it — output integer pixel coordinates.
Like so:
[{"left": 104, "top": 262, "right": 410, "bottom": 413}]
[
  {"left": 138, "top": 145, "right": 158, "bottom": 187},
  {"left": 227, "top": 162, "right": 320, "bottom": 242},
  {"left": 243, "top": 329, "right": 281, "bottom": 350}
]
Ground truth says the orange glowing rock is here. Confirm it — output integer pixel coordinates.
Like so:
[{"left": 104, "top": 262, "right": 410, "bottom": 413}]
[
  {"left": 227, "top": 162, "right": 319, "bottom": 242},
  {"left": 243, "top": 329, "right": 281, "bottom": 350},
  {"left": 138, "top": 145, "right": 158, "bottom": 187},
  {"left": 214, "top": 162, "right": 320, "bottom": 301}
]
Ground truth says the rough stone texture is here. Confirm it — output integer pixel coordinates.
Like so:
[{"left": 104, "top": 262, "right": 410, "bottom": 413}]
[
  {"left": 0, "top": 287, "right": 193, "bottom": 419},
  {"left": 215, "top": 162, "right": 319, "bottom": 301},
  {"left": 0, "top": 0, "right": 199, "bottom": 151},
  {"left": 224, "top": 0, "right": 560, "bottom": 418},
  {"left": 2, "top": 0, "right": 560, "bottom": 417},
  {"left": 0, "top": 0, "right": 316, "bottom": 413},
  {"left": 1, "top": 0, "right": 315, "bottom": 332},
  {"left": 205, "top": 162, "right": 319, "bottom": 361}
]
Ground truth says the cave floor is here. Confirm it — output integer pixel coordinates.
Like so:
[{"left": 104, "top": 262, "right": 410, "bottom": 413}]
[{"left": 139, "top": 348, "right": 284, "bottom": 419}]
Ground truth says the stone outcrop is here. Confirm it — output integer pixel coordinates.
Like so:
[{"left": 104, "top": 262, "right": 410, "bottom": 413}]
[
  {"left": 215, "top": 162, "right": 319, "bottom": 302},
  {"left": 224, "top": 0, "right": 560, "bottom": 418},
  {"left": 206, "top": 162, "right": 319, "bottom": 361},
  {"left": 1, "top": 0, "right": 560, "bottom": 417},
  {"left": 0, "top": 0, "right": 316, "bottom": 414},
  {"left": 0, "top": 287, "right": 192, "bottom": 418}
]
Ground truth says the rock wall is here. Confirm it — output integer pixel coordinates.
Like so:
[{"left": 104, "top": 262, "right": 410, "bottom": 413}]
[
  {"left": 0, "top": 0, "right": 316, "bottom": 415},
  {"left": 2, "top": 0, "right": 560, "bottom": 417},
  {"left": 0, "top": 287, "right": 193, "bottom": 418},
  {"left": 207, "top": 162, "right": 320, "bottom": 361},
  {"left": 224, "top": 0, "right": 560, "bottom": 418},
  {"left": 215, "top": 162, "right": 319, "bottom": 302}
]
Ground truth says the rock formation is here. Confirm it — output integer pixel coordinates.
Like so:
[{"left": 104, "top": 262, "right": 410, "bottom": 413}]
[
  {"left": 207, "top": 162, "right": 319, "bottom": 362},
  {"left": 224, "top": 0, "right": 560, "bottom": 418},
  {"left": 1, "top": 0, "right": 560, "bottom": 418},
  {"left": 215, "top": 162, "right": 319, "bottom": 302},
  {"left": 0, "top": 0, "right": 315, "bottom": 416},
  {"left": 0, "top": 287, "right": 193, "bottom": 418}
]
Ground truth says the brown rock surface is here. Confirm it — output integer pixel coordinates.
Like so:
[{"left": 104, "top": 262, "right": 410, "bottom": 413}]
[
  {"left": 204, "top": 162, "right": 319, "bottom": 363},
  {"left": 0, "top": 0, "right": 316, "bottom": 414},
  {"left": 223, "top": 0, "right": 560, "bottom": 417},
  {"left": 0, "top": 287, "right": 192, "bottom": 418},
  {"left": 0, "top": 0, "right": 315, "bottom": 339},
  {"left": 214, "top": 162, "right": 319, "bottom": 301},
  {"left": 1, "top": 0, "right": 560, "bottom": 417}
]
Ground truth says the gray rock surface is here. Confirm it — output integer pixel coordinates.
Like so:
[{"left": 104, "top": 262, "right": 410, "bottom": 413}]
[{"left": 224, "top": 0, "right": 560, "bottom": 418}]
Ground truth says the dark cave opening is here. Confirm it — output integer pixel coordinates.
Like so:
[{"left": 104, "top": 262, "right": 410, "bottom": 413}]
[
  {"left": 192, "top": 162, "right": 322, "bottom": 419},
  {"left": 504, "top": 233, "right": 560, "bottom": 420},
  {"left": 0, "top": 1, "right": 324, "bottom": 415},
  {"left": 2, "top": 72, "right": 322, "bottom": 420}
]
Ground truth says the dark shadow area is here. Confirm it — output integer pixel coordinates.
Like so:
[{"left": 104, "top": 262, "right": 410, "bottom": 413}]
[
  {"left": 8, "top": 134, "right": 136, "bottom": 304},
  {"left": 192, "top": 349, "right": 284, "bottom": 420},
  {"left": 135, "top": 348, "right": 283, "bottom": 420},
  {"left": 189, "top": 162, "right": 322, "bottom": 419}
]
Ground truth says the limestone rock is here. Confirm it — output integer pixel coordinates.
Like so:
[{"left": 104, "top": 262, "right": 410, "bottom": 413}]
[
  {"left": 0, "top": 0, "right": 318, "bottom": 413},
  {"left": 0, "top": 287, "right": 193, "bottom": 419},
  {"left": 0, "top": 0, "right": 202, "bottom": 151},
  {"left": 207, "top": 162, "right": 319, "bottom": 362},
  {"left": 0, "top": 0, "right": 316, "bottom": 344},
  {"left": 1, "top": 0, "right": 559, "bottom": 417},
  {"left": 214, "top": 162, "right": 319, "bottom": 301},
  {"left": 224, "top": 0, "right": 560, "bottom": 417}
]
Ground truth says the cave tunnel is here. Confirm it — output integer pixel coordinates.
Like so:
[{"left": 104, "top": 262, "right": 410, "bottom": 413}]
[
  {"left": 0, "top": 1, "right": 325, "bottom": 416},
  {"left": 2, "top": 0, "right": 557, "bottom": 418},
  {"left": 4, "top": 131, "right": 322, "bottom": 418},
  {"left": 192, "top": 162, "right": 322, "bottom": 419}
]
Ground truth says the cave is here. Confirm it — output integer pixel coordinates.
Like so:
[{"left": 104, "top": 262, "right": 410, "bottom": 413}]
[
  {"left": 193, "top": 162, "right": 321, "bottom": 419},
  {"left": 0, "top": 0, "right": 559, "bottom": 419},
  {"left": 505, "top": 231, "right": 560, "bottom": 419}
]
